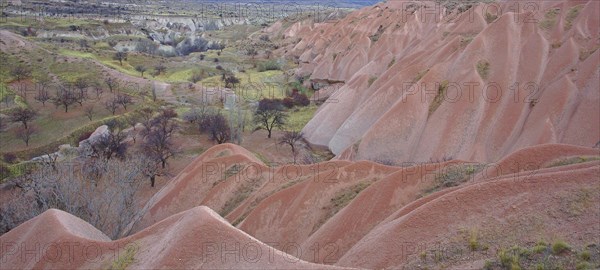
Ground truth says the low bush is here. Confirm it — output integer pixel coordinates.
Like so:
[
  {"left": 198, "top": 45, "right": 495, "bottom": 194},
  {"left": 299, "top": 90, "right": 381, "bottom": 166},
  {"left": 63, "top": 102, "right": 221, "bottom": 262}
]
[{"left": 257, "top": 60, "right": 281, "bottom": 72}]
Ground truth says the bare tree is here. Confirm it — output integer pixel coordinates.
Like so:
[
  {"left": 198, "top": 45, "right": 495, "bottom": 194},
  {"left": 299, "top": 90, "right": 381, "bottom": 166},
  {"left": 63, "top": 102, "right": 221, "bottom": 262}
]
[
  {"left": 10, "top": 65, "right": 31, "bottom": 97},
  {"left": 52, "top": 86, "right": 78, "bottom": 113},
  {"left": 34, "top": 88, "right": 51, "bottom": 106},
  {"left": 279, "top": 131, "right": 304, "bottom": 164},
  {"left": 105, "top": 77, "right": 119, "bottom": 93},
  {"left": 73, "top": 77, "right": 89, "bottom": 103},
  {"left": 90, "top": 129, "right": 128, "bottom": 160},
  {"left": 93, "top": 84, "right": 104, "bottom": 99},
  {"left": 116, "top": 94, "right": 133, "bottom": 111},
  {"left": 34, "top": 74, "right": 51, "bottom": 102},
  {"left": 143, "top": 109, "right": 178, "bottom": 168},
  {"left": 104, "top": 98, "right": 120, "bottom": 115},
  {"left": 253, "top": 99, "right": 287, "bottom": 138},
  {"left": 15, "top": 125, "right": 37, "bottom": 146},
  {"left": 200, "top": 113, "right": 230, "bottom": 144},
  {"left": 140, "top": 156, "right": 162, "bottom": 187},
  {"left": 113, "top": 51, "right": 128, "bottom": 66},
  {"left": 0, "top": 156, "right": 145, "bottom": 238},
  {"left": 84, "top": 105, "right": 95, "bottom": 121},
  {"left": 138, "top": 107, "right": 155, "bottom": 133},
  {"left": 9, "top": 107, "right": 37, "bottom": 130}
]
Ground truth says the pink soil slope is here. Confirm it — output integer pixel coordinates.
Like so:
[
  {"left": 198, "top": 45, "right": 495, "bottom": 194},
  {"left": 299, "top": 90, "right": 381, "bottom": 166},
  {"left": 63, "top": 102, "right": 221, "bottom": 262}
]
[
  {"left": 281, "top": 0, "right": 600, "bottom": 164},
  {"left": 1, "top": 143, "right": 598, "bottom": 269}
]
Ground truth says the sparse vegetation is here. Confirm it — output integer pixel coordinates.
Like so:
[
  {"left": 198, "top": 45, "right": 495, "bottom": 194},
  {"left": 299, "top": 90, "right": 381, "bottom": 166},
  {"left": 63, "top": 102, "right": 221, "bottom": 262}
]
[
  {"left": 369, "top": 25, "right": 385, "bottom": 42},
  {"left": 368, "top": 76, "right": 377, "bottom": 87},
  {"left": 548, "top": 156, "right": 600, "bottom": 167},
  {"left": 220, "top": 176, "right": 263, "bottom": 216},
  {"left": 539, "top": 8, "right": 560, "bottom": 30},
  {"left": 111, "top": 244, "right": 138, "bottom": 270},
  {"left": 469, "top": 230, "right": 479, "bottom": 251},
  {"left": 477, "top": 60, "right": 490, "bottom": 79},
  {"left": 424, "top": 163, "right": 484, "bottom": 195},
  {"left": 481, "top": 241, "right": 598, "bottom": 270},
  {"left": 428, "top": 80, "right": 449, "bottom": 117},
  {"left": 552, "top": 240, "right": 570, "bottom": 255},
  {"left": 329, "top": 182, "right": 372, "bottom": 216},
  {"left": 413, "top": 69, "right": 429, "bottom": 82},
  {"left": 388, "top": 58, "right": 396, "bottom": 69},
  {"left": 257, "top": 60, "right": 281, "bottom": 72},
  {"left": 485, "top": 12, "right": 498, "bottom": 23},
  {"left": 564, "top": 5, "right": 582, "bottom": 31}
]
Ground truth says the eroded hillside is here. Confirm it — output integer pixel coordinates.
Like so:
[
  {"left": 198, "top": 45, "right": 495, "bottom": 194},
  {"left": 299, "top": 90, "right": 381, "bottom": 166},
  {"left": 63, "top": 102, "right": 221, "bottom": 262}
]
[{"left": 276, "top": 0, "right": 600, "bottom": 164}]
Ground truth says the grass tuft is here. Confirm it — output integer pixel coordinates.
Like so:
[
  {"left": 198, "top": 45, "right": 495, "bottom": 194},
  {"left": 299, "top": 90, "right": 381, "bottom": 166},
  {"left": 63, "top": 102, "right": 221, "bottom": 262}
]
[
  {"left": 551, "top": 240, "right": 570, "bottom": 255},
  {"left": 111, "top": 244, "right": 137, "bottom": 270}
]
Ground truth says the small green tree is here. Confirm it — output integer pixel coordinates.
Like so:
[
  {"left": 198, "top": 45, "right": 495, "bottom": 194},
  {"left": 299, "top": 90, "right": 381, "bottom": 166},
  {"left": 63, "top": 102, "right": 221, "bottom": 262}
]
[
  {"left": 113, "top": 51, "right": 128, "bottom": 66},
  {"left": 135, "top": 65, "right": 147, "bottom": 77}
]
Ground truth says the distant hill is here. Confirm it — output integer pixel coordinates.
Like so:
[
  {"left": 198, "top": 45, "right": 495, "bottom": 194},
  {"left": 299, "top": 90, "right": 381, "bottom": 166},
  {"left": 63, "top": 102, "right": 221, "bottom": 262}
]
[{"left": 189, "top": 0, "right": 381, "bottom": 8}]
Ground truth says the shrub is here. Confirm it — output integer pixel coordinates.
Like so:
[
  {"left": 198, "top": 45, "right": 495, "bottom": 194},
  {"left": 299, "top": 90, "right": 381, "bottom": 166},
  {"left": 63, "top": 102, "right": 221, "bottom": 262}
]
[
  {"left": 258, "top": 98, "right": 284, "bottom": 111},
  {"left": 3, "top": 153, "right": 17, "bottom": 164},
  {"left": 189, "top": 71, "right": 204, "bottom": 83},
  {"left": 552, "top": 240, "right": 570, "bottom": 255},
  {"left": 532, "top": 242, "right": 548, "bottom": 254},
  {"left": 111, "top": 244, "right": 137, "bottom": 270},
  {"left": 292, "top": 93, "right": 310, "bottom": 107},
  {"left": 565, "top": 5, "right": 582, "bottom": 30},
  {"left": 477, "top": 60, "right": 490, "bottom": 79},
  {"left": 469, "top": 230, "right": 479, "bottom": 251},
  {"left": 259, "top": 35, "right": 270, "bottom": 42},
  {"left": 77, "top": 130, "right": 94, "bottom": 143},
  {"left": 257, "top": 60, "right": 281, "bottom": 72},
  {"left": 368, "top": 76, "right": 377, "bottom": 87},
  {"left": 580, "top": 249, "right": 591, "bottom": 261},
  {"left": 282, "top": 97, "right": 295, "bottom": 108},
  {"left": 576, "top": 262, "right": 591, "bottom": 270},
  {"left": 388, "top": 58, "right": 396, "bottom": 69},
  {"left": 428, "top": 80, "right": 449, "bottom": 116},
  {"left": 539, "top": 8, "right": 560, "bottom": 30},
  {"left": 0, "top": 163, "right": 9, "bottom": 180},
  {"left": 485, "top": 12, "right": 498, "bottom": 23}
]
